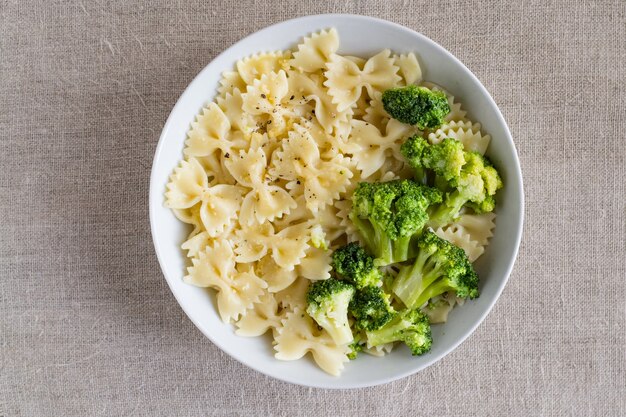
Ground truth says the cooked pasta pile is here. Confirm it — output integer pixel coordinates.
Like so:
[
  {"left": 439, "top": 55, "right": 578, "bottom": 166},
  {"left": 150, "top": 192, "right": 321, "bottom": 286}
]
[{"left": 164, "top": 28, "right": 496, "bottom": 375}]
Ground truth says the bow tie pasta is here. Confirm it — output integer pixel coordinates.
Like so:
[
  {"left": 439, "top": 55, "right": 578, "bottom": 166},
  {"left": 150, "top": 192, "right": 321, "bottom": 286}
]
[{"left": 164, "top": 28, "right": 500, "bottom": 376}]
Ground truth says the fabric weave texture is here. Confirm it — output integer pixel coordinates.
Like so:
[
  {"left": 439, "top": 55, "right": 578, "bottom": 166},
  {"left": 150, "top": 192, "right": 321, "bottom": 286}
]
[{"left": 1, "top": 1, "right": 624, "bottom": 416}]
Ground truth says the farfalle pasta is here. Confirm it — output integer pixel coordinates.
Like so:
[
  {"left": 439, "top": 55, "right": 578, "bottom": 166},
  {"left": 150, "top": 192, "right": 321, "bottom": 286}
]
[
  {"left": 325, "top": 49, "right": 401, "bottom": 111},
  {"left": 164, "top": 28, "right": 500, "bottom": 376},
  {"left": 341, "top": 118, "right": 415, "bottom": 178}
]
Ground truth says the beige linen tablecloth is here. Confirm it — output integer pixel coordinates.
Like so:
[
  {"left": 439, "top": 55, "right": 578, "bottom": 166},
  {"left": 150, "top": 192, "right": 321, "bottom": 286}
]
[{"left": 1, "top": 1, "right": 625, "bottom": 416}]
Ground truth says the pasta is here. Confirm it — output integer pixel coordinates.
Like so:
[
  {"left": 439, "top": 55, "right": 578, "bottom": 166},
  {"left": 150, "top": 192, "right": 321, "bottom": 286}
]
[
  {"left": 236, "top": 51, "right": 291, "bottom": 85},
  {"left": 274, "top": 307, "right": 351, "bottom": 376},
  {"left": 225, "top": 147, "right": 297, "bottom": 225},
  {"left": 428, "top": 120, "right": 491, "bottom": 155},
  {"left": 394, "top": 52, "right": 422, "bottom": 86},
  {"left": 447, "top": 213, "right": 497, "bottom": 246},
  {"left": 290, "top": 28, "right": 339, "bottom": 73},
  {"left": 324, "top": 49, "right": 401, "bottom": 111},
  {"left": 341, "top": 118, "right": 415, "bottom": 179},
  {"left": 434, "top": 227, "right": 484, "bottom": 262},
  {"left": 270, "top": 126, "right": 353, "bottom": 212},
  {"left": 183, "top": 103, "right": 232, "bottom": 158},
  {"left": 235, "top": 292, "right": 284, "bottom": 337},
  {"left": 184, "top": 242, "right": 267, "bottom": 323},
  {"left": 164, "top": 28, "right": 500, "bottom": 376}
]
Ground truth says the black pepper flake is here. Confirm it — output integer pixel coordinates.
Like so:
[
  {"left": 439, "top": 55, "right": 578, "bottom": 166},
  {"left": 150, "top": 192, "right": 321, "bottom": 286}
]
[
  {"left": 311, "top": 109, "right": 315, "bottom": 115},
  {"left": 290, "top": 95, "right": 295, "bottom": 100},
  {"left": 267, "top": 120, "right": 272, "bottom": 124},
  {"left": 224, "top": 152, "right": 230, "bottom": 158},
  {"left": 296, "top": 180, "right": 301, "bottom": 185},
  {"left": 261, "top": 93, "right": 266, "bottom": 99}
]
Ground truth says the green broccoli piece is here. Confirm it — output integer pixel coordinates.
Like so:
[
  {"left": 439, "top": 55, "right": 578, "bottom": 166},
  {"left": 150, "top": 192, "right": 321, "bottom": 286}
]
[
  {"left": 398, "top": 134, "right": 430, "bottom": 184},
  {"left": 349, "top": 286, "right": 395, "bottom": 331},
  {"left": 428, "top": 152, "right": 503, "bottom": 227},
  {"left": 401, "top": 135, "right": 466, "bottom": 186},
  {"left": 391, "top": 231, "right": 479, "bottom": 309},
  {"left": 382, "top": 85, "right": 450, "bottom": 129},
  {"left": 366, "top": 308, "right": 433, "bottom": 355},
  {"left": 306, "top": 279, "right": 355, "bottom": 345},
  {"left": 331, "top": 242, "right": 383, "bottom": 288},
  {"left": 350, "top": 180, "right": 442, "bottom": 266},
  {"left": 466, "top": 195, "right": 496, "bottom": 214},
  {"left": 347, "top": 334, "right": 364, "bottom": 360}
]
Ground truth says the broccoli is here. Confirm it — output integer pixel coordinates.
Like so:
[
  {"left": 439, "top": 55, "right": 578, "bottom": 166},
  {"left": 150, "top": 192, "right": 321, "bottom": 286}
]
[
  {"left": 428, "top": 151, "right": 503, "bottom": 227},
  {"left": 306, "top": 279, "right": 355, "bottom": 345},
  {"left": 349, "top": 286, "right": 396, "bottom": 331},
  {"left": 466, "top": 195, "right": 496, "bottom": 214},
  {"left": 366, "top": 308, "right": 433, "bottom": 355},
  {"left": 398, "top": 134, "right": 430, "bottom": 184},
  {"left": 391, "top": 231, "right": 479, "bottom": 309},
  {"left": 332, "top": 242, "right": 383, "bottom": 288},
  {"left": 401, "top": 135, "right": 466, "bottom": 186},
  {"left": 382, "top": 85, "right": 450, "bottom": 129},
  {"left": 350, "top": 180, "right": 442, "bottom": 266},
  {"left": 347, "top": 334, "right": 364, "bottom": 360}
]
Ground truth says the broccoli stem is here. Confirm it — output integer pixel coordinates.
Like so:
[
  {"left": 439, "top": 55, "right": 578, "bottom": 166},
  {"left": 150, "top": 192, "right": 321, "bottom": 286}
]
[
  {"left": 393, "top": 246, "right": 454, "bottom": 308},
  {"left": 391, "top": 249, "right": 430, "bottom": 308},
  {"left": 412, "top": 280, "right": 454, "bottom": 310},
  {"left": 366, "top": 316, "right": 406, "bottom": 346},
  {"left": 389, "top": 236, "right": 412, "bottom": 265},
  {"left": 326, "top": 322, "right": 354, "bottom": 346},
  {"left": 428, "top": 191, "right": 467, "bottom": 227},
  {"left": 349, "top": 214, "right": 386, "bottom": 255},
  {"left": 412, "top": 166, "right": 428, "bottom": 185},
  {"left": 350, "top": 213, "right": 413, "bottom": 266}
]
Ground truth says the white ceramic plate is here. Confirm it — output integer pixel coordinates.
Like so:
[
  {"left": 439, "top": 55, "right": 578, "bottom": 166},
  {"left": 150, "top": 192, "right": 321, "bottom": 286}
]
[{"left": 149, "top": 14, "right": 524, "bottom": 389}]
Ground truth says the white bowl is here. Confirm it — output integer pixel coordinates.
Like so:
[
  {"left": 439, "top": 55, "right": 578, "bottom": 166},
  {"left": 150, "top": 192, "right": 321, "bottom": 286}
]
[{"left": 149, "top": 14, "right": 524, "bottom": 389}]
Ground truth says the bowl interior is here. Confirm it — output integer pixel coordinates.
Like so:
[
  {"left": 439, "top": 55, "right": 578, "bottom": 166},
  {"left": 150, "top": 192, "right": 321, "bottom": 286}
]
[{"left": 149, "top": 14, "right": 523, "bottom": 389}]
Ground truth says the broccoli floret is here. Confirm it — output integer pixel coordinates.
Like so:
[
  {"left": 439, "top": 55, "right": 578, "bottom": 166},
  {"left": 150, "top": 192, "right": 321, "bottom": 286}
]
[
  {"left": 466, "top": 195, "right": 496, "bottom": 214},
  {"left": 382, "top": 85, "right": 450, "bottom": 129},
  {"left": 391, "top": 231, "right": 479, "bottom": 309},
  {"left": 347, "top": 334, "right": 364, "bottom": 360},
  {"left": 401, "top": 136, "right": 466, "bottom": 185},
  {"left": 331, "top": 243, "right": 383, "bottom": 288},
  {"left": 398, "top": 134, "right": 429, "bottom": 184},
  {"left": 306, "top": 279, "right": 355, "bottom": 345},
  {"left": 428, "top": 152, "right": 503, "bottom": 227},
  {"left": 350, "top": 180, "right": 442, "bottom": 266},
  {"left": 366, "top": 308, "right": 432, "bottom": 355},
  {"left": 349, "top": 286, "right": 395, "bottom": 331}
]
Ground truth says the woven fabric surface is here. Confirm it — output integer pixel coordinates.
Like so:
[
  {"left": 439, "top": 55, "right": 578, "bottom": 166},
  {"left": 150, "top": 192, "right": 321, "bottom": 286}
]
[{"left": 1, "top": 1, "right": 625, "bottom": 416}]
